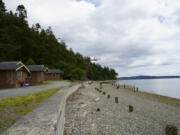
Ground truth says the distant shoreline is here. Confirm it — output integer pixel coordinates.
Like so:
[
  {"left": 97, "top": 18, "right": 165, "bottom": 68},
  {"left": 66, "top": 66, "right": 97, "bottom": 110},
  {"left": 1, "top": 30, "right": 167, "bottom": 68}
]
[
  {"left": 100, "top": 80, "right": 180, "bottom": 101},
  {"left": 118, "top": 75, "right": 180, "bottom": 80}
]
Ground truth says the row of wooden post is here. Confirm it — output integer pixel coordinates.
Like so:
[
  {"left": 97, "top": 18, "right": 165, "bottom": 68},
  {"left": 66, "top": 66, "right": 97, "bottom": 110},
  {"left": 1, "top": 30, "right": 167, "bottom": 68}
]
[
  {"left": 95, "top": 87, "right": 134, "bottom": 112},
  {"left": 112, "top": 82, "right": 139, "bottom": 92}
]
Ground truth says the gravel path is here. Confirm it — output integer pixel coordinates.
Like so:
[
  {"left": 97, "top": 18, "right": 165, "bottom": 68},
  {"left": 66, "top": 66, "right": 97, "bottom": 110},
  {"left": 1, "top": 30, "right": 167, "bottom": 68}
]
[
  {"left": 64, "top": 83, "right": 180, "bottom": 135},
  {"left": 0, "top": 81, "right": 70, "bottom": 99}
]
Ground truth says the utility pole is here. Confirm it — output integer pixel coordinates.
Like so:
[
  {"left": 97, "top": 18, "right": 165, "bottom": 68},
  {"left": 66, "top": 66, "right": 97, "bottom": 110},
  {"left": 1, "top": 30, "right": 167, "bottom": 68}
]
[
  {"left": 81, "top": 57, "right": 99, "bottom": 87},
  {"left": 83, "top": 57, "right": 99, "bottom": 80}
]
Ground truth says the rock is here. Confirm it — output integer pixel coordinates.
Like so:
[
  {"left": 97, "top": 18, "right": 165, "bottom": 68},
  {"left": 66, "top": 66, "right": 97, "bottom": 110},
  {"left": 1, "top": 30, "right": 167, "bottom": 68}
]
[
  {"left": 107, "top": 95, "right": 110, "bottom": 98},
  {"left": 97, "top": 108, "right": 100, "bottom": 112},
  {"left": 165, "top": 125, "right": 178, "bottom": 135},
  {"left": 95, "top": 97, "right": 100, "bottom": 102},
  {"left": 103, "top": 92, "right": 106, "bottom": 95},
  {"left": 95, "top": 87, "right": 99, "bottom": 91}
]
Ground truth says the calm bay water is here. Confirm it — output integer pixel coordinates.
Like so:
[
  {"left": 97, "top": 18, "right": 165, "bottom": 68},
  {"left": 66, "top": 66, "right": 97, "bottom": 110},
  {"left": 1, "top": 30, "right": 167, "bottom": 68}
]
[{"left": 116, "top": 78, "right": 180, "bottom": 99}]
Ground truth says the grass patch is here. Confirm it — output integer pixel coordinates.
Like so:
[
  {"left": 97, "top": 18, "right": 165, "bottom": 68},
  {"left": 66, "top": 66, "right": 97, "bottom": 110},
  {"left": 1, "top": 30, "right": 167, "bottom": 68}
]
[
  {"left": 0, "top": 87, "right": 14, "bottom": 90},
  {"left": 30, "top": 81, "right": 52, "bottom": 87},
  {"left": 0, "top": 88, "right": 60, "bottom": 133}
]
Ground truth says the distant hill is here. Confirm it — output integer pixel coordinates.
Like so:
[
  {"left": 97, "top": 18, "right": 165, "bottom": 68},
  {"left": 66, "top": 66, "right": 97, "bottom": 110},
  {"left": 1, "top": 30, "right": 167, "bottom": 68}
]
[{"left": 118, "top": 75, "right": 180, "bottom": 80}]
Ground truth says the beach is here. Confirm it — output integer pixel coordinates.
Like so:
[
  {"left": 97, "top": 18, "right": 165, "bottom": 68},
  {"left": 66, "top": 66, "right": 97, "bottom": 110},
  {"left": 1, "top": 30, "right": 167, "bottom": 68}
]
[{"left": 64, "top": 82, "right": 180, "bottom": 135}]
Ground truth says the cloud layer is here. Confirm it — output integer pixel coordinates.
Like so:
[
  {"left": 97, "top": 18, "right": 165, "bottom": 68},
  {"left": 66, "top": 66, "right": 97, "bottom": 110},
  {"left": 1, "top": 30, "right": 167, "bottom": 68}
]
[{"left": 5, "top": 0, "right": 180, "bottom": 76}]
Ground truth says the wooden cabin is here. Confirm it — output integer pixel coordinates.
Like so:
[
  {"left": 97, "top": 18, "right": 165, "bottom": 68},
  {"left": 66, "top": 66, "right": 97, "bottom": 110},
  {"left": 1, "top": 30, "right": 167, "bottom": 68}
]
[
  {"left": 45, "top": 69, "right": 63, "bottom": 80},
  {"left": 0, "top": 61, "right": 30, "bottom": 88},
  {"left": 26, "top": 65, "right": 47, "bottom": 84}
]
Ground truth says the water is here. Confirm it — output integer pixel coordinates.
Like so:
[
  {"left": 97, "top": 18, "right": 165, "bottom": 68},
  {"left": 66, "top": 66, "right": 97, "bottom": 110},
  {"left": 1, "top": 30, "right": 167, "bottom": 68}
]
[{"left": 116, "top": 78, "right": 180, "bottom": 99}]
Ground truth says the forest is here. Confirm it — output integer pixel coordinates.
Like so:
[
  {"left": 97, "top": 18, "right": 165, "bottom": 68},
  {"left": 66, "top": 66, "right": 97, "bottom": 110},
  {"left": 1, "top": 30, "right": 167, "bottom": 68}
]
[{"left": 0, "top": 0, "right": 118, "bottom": 80}]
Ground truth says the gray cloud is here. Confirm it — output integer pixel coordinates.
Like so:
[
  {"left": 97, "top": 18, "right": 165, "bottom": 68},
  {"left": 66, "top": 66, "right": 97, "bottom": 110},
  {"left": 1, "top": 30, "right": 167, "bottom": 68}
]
[{"left": 5, "top": 0, "right": 180, "bottom": 76}]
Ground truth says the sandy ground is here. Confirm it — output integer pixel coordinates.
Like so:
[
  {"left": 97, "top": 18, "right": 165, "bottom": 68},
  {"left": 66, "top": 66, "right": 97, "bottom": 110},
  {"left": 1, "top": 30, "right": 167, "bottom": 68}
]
[{"left": 64, "top": 83, "right": 180, "bottom": 135}]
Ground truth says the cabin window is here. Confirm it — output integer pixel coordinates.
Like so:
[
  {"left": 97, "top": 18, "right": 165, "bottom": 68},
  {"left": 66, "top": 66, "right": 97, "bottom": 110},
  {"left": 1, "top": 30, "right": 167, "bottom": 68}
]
[{"left": 17, "top": 71, "right": 22, "bottom": 80}]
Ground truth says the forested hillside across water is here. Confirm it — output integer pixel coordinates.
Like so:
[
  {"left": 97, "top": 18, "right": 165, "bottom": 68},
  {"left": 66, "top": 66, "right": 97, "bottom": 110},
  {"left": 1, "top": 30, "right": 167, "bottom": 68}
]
[{"left": 0, "top": 0, "right": 118, "bottom": 80}]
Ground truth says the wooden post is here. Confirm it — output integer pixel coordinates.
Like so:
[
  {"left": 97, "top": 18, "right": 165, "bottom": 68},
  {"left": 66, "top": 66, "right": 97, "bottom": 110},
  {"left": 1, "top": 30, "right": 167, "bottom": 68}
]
[
  {"left": 129, "top": 105, "right": 134, "bottom": 112},
  {"left": 136, "top": 88, "right": 139, "bottom": 92},
  {"left": 115, "top": 97, "right": 118, "bottom": 103}
]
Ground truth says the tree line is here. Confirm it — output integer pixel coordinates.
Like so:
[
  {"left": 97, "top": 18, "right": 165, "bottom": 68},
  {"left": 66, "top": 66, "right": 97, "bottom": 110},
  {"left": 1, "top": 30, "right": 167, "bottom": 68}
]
[{"left": 0, "top": 0, "right": 118, "bottom": 80}]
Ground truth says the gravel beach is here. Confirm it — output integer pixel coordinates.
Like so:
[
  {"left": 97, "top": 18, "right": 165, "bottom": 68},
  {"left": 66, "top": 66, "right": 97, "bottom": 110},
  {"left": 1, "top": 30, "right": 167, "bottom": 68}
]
[{"left": 64, "top": 83, "right": 180, "bottom": 135}]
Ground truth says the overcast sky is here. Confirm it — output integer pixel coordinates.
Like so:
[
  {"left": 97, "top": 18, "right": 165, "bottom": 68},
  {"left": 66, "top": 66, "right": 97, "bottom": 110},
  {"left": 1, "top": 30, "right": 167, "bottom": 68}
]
[{"left": 4, "top": 0, "right": 180, "bottom": 77}]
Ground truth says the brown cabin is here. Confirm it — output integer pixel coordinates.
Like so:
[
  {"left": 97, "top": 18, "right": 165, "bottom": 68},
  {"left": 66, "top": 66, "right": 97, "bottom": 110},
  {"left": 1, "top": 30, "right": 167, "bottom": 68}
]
[
  {"left": 0, "top": 61, "right": 30, "bottom": 88},
  {"left": 26, "top": 65, "right": 47, "bottom": 84},
  {"left": 45, "top": 69, "right": 63, "bottom": 80}
]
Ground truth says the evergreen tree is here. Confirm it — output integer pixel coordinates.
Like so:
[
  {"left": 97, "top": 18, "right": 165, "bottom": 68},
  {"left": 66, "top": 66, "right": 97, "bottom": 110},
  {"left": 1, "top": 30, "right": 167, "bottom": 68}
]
[
  {"left": 0, "top": 0, "right": 6, "bottom": 13},
  {"left": 25, "top": 58, "right": 36, "bottom": 65},
  {"left": 16, "top": 5, "right": 27, "bottom": 19}
]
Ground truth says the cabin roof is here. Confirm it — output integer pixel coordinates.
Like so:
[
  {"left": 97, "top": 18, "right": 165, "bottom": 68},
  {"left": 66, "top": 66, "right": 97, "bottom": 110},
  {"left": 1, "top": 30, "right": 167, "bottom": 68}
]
[
  {"left": 27, "top": 65, "right": 47, "bottom": 72},
  {"left": 0, "top": 61, "right": 30, "bottom": 73},
  {"left": 48, "top": 69, "right": 63, "bottom": 74}
]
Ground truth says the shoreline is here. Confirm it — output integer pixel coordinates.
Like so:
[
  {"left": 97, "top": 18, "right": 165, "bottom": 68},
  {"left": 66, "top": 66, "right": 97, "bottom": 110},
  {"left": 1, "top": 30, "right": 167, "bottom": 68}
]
[
  {"left": 101, "top": 79, "right": 180, "bottom": 106},
  {"left": 115, "top": 79, "right": 180, "bottom": 100},
  {"left": 116, "top": 84, "right": 180, "bottom": 107}
]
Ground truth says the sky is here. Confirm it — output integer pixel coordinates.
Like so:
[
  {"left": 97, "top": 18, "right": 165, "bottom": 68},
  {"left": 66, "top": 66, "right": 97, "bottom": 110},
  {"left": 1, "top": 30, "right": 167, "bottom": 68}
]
[{"left": 4, "top": 0, "right": 180, "bottom": 77}]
